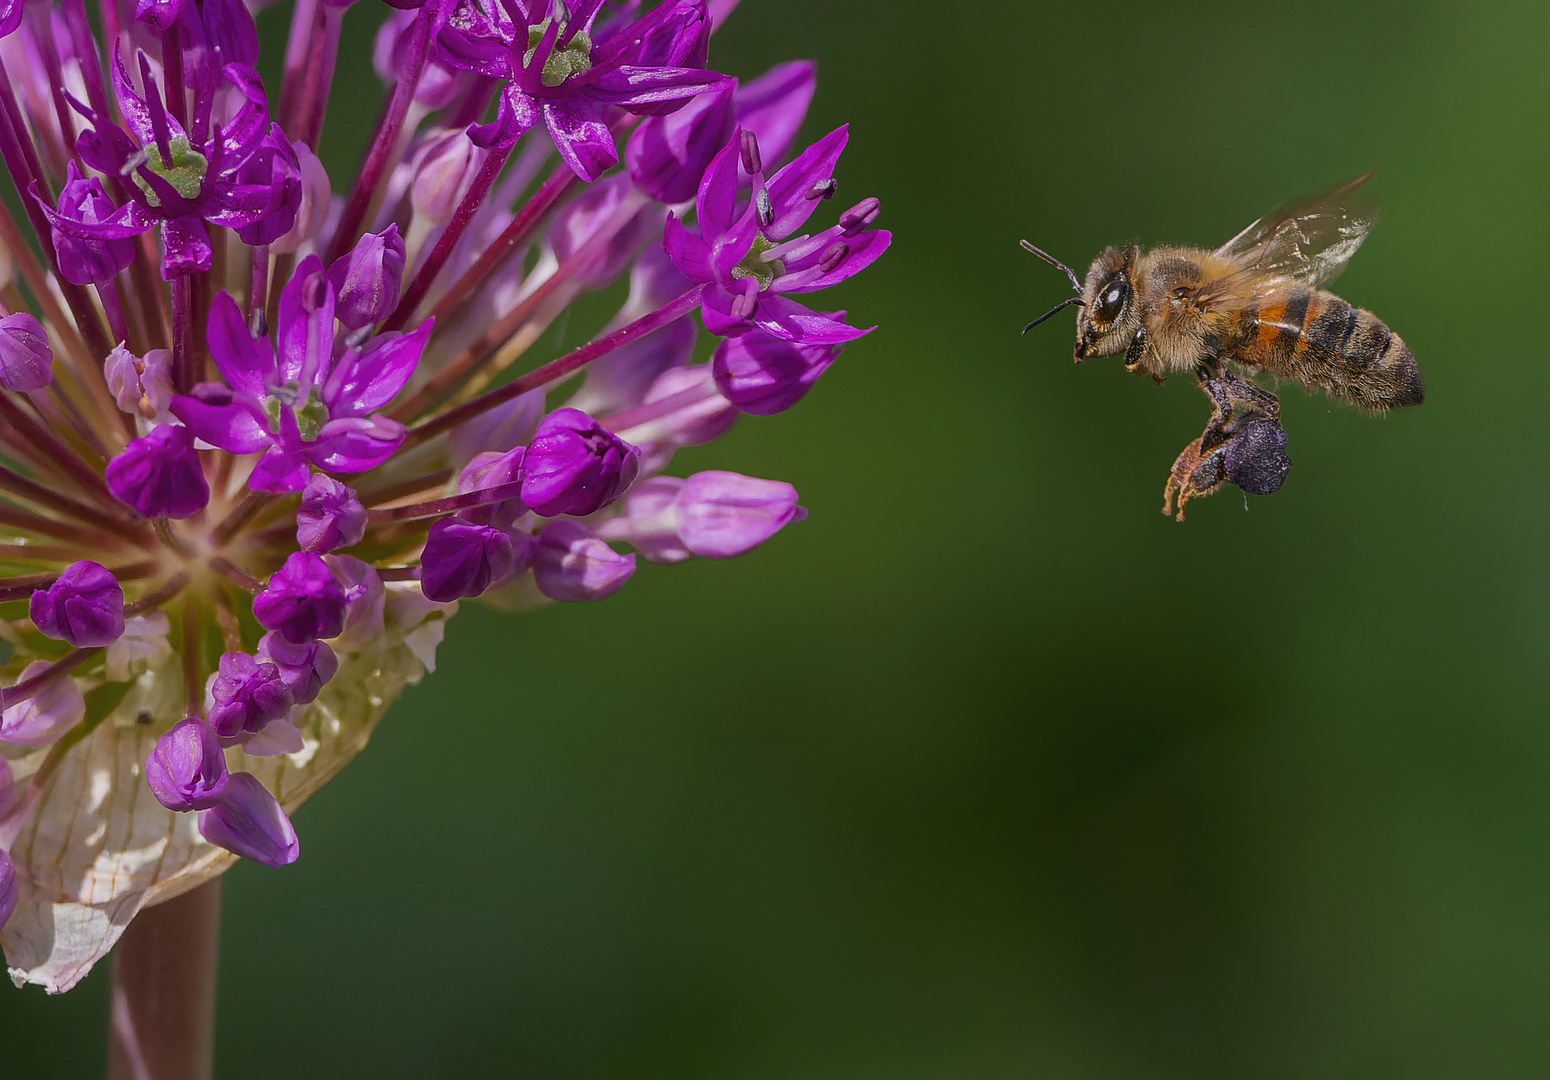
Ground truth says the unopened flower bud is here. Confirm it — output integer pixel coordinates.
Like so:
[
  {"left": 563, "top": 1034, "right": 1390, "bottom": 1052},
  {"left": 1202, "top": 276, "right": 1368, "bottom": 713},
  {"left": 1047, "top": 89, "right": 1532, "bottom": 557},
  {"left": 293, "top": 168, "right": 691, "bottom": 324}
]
[
  {"left": 456, "top": 446, "right": 526, "bottom": 528},
  {"left": 2, "top": 661, "right": 86, "bottom": 746},
  {"left": 627, "top": 83, "right": 736, "bottom": 204},
  {"left": 327, "top": 225, "right": 405, "bottom": 331},
  {"left": 106, "top": 423, "right": 211, "bottom": 519},
  {"left": 0, "top": 849, "right": 15, "bottom": 929},
  {"left": 256, "top": 632, "right": 338, "bottom": 705},
  {"left": 145, "top": 718, "right": 229, "bottom": 812},
  {"left": 410, "top": 131, "right": 486, "bottom": 227},
  {"left": 254, "top": 551, "right": 348, "bottom": 644},
  {"left": 639, "top": 363, "right": 737, "bottom": 446},
  {"left": 674, "top": 471, "right": 805, "bottom": 558},
  {"left": 105, "top": 345, "right": 173, "bottom": 419},
  {"left": 30, "top": 561, "right": 124, "bottom": 648},
  {"left": 597, "top": 476, "right": 688, "bottom": 563},
  {"left": 0, "top": 313, "right": 53, "bottom": 392},
  {"left": 270, "top": 143, "right": 333, "bottom": 255},
  {"left": 734, "top": 61, "right": 816, "bottom": 166},
  {"left": 572, "top": 316, "right": 696, "bottom": 417},
  {"left": 420, "top": 517, "right": 519, "bottom": 602},
  {"left": 327, "top": 555, "right": 386, "bottom": 647},
  {"left": 296, "top": 474, "right": 367, "bottom": 553},
  {"left": 548, "top": 176, "right": 655, "bottom": 289},
  {"left": 106, "top": 612, "right": 173, "bottom": 681},
  {"left": 712, "top": 330, "right": 841, "bottom": 416},
  {"left": 533, "top": 520, "right": 636, "bottom": 602},
  {"left": 48, "top": 162, "right": 136, "bottom": 286},
  {"left": 521, "top": 407, "right": 641, "bottom": 517},
  {"left": 198, "top": 772, "right": 299, "bottom": 868},
  {"left": 237, "top": 128, "right": 304, "bottom": 247},
  {"left": 206, "top": 652, "right": 294, "bottom": 739}
]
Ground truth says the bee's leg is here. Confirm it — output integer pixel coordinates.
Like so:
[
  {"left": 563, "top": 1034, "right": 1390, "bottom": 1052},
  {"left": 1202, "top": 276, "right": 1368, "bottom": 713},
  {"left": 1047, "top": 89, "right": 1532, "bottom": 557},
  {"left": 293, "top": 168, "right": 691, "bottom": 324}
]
[
  {"left": 1123, "top": 327, "right": 1150, "bottom": 372},
  {"left": 1217, "top": 369, "right": 1281, "bottom": 421},
  {"left": 1162, "top": 435, "right": 1229, "bottom": 521}
]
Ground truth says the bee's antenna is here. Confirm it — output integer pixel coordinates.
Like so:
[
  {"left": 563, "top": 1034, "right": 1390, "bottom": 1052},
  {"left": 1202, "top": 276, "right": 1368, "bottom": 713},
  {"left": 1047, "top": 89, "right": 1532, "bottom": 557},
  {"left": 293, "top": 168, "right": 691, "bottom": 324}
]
[
  {"left": 1020, "top": 239, "right": 1082, "bottom": 295},
  {"left": 1021, "top": 296, "right": 1085, "bottom": 334}
]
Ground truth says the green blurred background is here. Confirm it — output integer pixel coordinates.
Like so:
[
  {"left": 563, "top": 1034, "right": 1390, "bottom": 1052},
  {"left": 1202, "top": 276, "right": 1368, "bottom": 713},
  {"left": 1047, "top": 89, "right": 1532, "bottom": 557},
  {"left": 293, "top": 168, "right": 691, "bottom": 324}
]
[{"left": 12, "top": 0, "right": 1550, "bottom": 1075}]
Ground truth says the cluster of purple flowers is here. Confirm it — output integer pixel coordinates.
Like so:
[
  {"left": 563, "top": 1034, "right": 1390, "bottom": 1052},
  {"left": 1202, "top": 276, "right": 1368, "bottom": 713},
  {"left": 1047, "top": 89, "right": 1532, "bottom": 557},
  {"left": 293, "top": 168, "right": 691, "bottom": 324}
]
[{"left": 0, "top": 0, "right": 887, "bottom": 977}]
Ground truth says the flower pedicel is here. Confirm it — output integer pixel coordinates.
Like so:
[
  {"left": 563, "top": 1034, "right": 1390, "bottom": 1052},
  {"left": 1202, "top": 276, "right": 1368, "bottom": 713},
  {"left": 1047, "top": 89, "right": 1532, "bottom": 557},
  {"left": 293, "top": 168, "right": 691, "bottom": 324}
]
[{"left": 0, "top": 0, "right": 888, "bottom": 992}]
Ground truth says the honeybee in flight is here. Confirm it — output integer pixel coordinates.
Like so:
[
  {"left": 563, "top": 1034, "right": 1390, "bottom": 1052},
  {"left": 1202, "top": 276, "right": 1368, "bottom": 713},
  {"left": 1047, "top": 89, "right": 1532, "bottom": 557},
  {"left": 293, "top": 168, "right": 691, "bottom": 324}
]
[{"left": 1023, "top": 173, "right": 1424, "bottom": 520}]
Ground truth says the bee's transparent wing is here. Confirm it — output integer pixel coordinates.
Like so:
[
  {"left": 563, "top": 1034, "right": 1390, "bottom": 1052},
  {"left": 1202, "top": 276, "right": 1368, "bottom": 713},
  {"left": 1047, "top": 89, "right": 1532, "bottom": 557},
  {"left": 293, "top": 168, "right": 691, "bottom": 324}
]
[{"left": 1215, "top": 172, "right": 1380, "bottom": 290}]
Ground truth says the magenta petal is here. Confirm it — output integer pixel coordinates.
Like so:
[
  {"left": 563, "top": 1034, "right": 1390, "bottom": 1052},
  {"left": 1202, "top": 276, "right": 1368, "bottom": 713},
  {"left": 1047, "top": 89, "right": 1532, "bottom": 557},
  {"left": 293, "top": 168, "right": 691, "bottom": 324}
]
[
  {"left": 275, "top": 254, "right": 335, "bottom": 389},
  {"left": 764, "top": 125, "right": 849, "bottom": 240},
  {"left": 695, "top": 136, "right": 742, "bottom": 238},
  {"left": 106, "top": 424, "right": 211, "bottom": 518},
  {"left": 700, "top": 280, "right": 754, "bottom": 337},
  {"left": 249, "top": 447, "right": 313, "bottom": 493},
  {"left": 533, "top": 519, "right": 635, "bottom": 602},
  {"left": 586, "top": 65, "right": 728, "bottom": 108},
  {"left": 205, "top": 292, "right": 275, "bottom": 396},
  {"left": 160, "top": 215, "right": 214, "bottom": 280},
  {"left": 752, "top": 293, "right": 872, "bottom": 344},
  {"left": 323, "top": 321, "right": 431, "bottom": 418},
  {"left": 170, "top": 395, "right": 274, "bottom": 454},
  {"left": 544, "top": 97, "right": 617, "bottom": 183},
  {"left": 469, "top": 83, "right": 540, "bottom": 150},
  {"left": 663, "top": 215, "right": 713, "bottom": 283},
  {"left": 306, "top": 416, "right": 405, "bottom": 474}
]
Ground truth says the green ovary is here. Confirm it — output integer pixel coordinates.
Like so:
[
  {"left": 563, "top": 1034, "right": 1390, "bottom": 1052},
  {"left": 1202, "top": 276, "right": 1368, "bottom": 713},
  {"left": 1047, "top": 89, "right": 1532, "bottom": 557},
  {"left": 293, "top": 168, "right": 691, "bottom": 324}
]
[
  {"left": 729, "top": 233, "right": 783, "bottom": 291},
  {"left": 524, "top": 19, "right": 592, "bottom": 87},
  {"left": 130, "top": 136, "right": 208, "bottom": 207}
]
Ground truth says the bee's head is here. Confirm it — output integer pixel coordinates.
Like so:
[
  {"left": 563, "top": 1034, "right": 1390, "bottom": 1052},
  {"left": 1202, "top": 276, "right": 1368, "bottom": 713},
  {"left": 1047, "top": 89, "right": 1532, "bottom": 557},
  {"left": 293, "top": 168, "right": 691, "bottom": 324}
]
[{"left": 1073, "top": 246, "right": 1141, "bottom": 362}]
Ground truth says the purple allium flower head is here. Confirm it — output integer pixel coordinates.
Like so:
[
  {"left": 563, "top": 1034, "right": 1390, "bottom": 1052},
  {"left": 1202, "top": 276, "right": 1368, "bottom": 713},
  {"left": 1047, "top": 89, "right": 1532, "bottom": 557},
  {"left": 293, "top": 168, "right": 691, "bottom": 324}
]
[
  {"left": 520, "top": 407, "right": 641, "bottom": 517},
  {"left": 711, "top": 327, "right": 841, "bottom": 415},
  {"left": 2, "top": 660, "right": 86, "bottom": 746},
  {"left": 105, "top": 423, "right": 211, "bottom": 519},
  {"left": 205, "top": 652, "right": 295, "bottom": 739},
  {"left": 664, "top": 126, "right": 890, "bottom": 344},
  {"left": 256, "top": 632, "right": 338, "bottom": 705},
  {"left": 0, "top": 849, "right": 15, "bottom": 930},
  {"left": 297, "top": 475, "right": 367, "bottom": 553},
  {"left": 0, "top": 312, "right": 54, "bottom": 392},
  {"left": 48, "top": 162, "right": 137, "bottom": 286},
  {"left": 105, "top": 345, "right": 174, "bottom": 420},
  {"left": 145, "top": 718, "right": 230, "bottom": 812},
  {"left": 437, "top": 0, "right": 731, "bottom": 181},
  {"left": 533, "top": 519, "right": 635, "bottom": 601},
  {"left": 421, "top": 517, "right": 519, "bottom": 602},
  {"left": 328, "top": 225, "right": 406, "bottom": 331},
  {"left": 29, "top": 561, "right": 125, "bottom": 648},
  {"left": 171, "top": 259, "right": 428, "bottom": 492},
  {"left": 198, "top": 772, "right": 299, "bottom": 868},
  {"left": 627, "top": 81, "right": 736, "bottom": 205},
  {"left": 254, "top": 551, "right": 348, "bottom": 644},
  {"left": 600, "top": 470, "right": 803, "bottom": 563}
]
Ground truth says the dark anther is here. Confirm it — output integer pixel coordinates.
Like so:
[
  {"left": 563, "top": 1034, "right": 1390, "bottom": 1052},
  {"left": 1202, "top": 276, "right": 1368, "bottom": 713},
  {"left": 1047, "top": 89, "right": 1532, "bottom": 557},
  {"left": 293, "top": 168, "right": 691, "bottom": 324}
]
[
  {"left": 806, "top": 178, "right": 838, "bottom": 201},
  {"left": 301, "top": 271, "right": 328, "bottom": 314},
  {"left": 838, "top": 196, "right": 880, "bottom": 237},
  {"left": 756, "top": 188, "right": 774, "bottom": 228},
  {"left": 818, "top": 242, "right": 848, "bottom": 274},
  {"left": 345, "top": 324, "right": 374, "bottom": 350},
  {"left": 249, "top": 308, "right": 268, "bottom": 339},
  {"left": 739, "top": 130, "right": 762, "bottom": 176}
]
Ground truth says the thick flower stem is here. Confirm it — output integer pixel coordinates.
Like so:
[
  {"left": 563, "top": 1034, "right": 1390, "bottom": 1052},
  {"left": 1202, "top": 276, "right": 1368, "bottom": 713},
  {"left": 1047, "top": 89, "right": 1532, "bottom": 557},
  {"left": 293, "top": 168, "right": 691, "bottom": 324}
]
[{"left": 106, "top": 879, "right": 222, "bottom": 1080}]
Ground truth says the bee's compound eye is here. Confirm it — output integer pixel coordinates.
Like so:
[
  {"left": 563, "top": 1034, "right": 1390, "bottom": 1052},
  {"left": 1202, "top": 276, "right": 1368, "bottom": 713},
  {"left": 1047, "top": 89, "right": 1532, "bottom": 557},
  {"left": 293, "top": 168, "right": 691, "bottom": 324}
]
[{"left": 1096, "top": 279, "right": 1129, "bottom": 323}]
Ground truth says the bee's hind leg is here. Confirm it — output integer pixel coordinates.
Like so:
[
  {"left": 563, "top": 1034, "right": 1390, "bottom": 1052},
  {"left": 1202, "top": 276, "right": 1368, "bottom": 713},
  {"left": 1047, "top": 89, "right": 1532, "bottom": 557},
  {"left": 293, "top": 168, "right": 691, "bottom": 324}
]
[{"left": 1162, "top": 434, "right": 1229, "bottom": 521}]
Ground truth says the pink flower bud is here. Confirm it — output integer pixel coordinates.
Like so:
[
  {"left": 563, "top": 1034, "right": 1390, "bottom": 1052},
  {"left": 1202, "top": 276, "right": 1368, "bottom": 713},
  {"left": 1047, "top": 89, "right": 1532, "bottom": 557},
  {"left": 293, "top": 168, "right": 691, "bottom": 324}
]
[
  {"left": 198, "top": 772, "right": 299, "bottom": 868},
  {"left": 533, "top": 520, "right": 636, "bottom": 602},
  {"left": 410, "top": 131, "right": 486, "bottom": 227},
  {"left": 105, "top": 345, "right": 173, "bottom": 419},
  {"left": 0, "top": 313, "right": 53, "bottom": 392},
  {"left": 2, "top": 661, "right": 86, "bottom": 746},
  {"left": 145, "top": 718, "right": 229, "bottom": 812}
]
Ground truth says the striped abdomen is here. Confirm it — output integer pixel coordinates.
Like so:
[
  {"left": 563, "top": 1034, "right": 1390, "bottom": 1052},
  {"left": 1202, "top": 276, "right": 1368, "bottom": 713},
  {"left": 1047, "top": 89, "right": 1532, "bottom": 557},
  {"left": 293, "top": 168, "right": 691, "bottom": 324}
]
[{"left": 1235, "top": 289, "right": 1425, "bottom": 410}]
